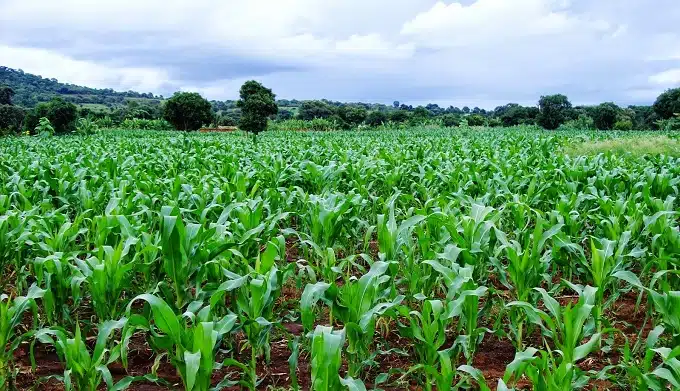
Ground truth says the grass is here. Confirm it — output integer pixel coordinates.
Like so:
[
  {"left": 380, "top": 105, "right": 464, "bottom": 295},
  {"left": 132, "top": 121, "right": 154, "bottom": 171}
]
[{"left": 567, "top": 135, "right": 680, "bottom": 157}]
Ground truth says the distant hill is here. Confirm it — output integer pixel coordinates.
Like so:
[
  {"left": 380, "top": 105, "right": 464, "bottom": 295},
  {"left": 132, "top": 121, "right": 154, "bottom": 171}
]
[{"left": 0, "top": 66, "right": 163, "bottom": 109}]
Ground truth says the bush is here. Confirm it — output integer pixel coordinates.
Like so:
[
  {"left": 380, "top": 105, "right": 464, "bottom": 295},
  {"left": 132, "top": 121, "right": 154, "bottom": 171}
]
[
  {"left": 218, "top": 115, "right": 238, "bottom": 127},
  {"left": 389, "top": 110, "right": 410, "bottom": 123},
  {"left": 560, "top": 114, "right": 594, "bottom": 131},
  {"left": 24, "top": 98, "right": 78, "bottom": 134},
  {"left": 298, "top": 101, "right": 334, "bottom": 120},
  {"left": 365, "top": 111, "right": 388, "bottom": 127},
  {"left": 467, "top": 114, "right": 485, "bottom": 126},
  {"left": 0, "top": 105, "right": 26, "bottom": 134},
  {"left": 441, "top": 114, "right": 461, "bottom": 127},
  {"left": 488, "top": 118, "right": 502, "bottom": 127},
  {"left": 309, "top": 118, "right": 336, "bottom": 132},
  {"left": 163, "top": 92, "right": 213, "bottom": 131},
  {"left": 613, "top": 119, "right": 633, "bottom": 131}
]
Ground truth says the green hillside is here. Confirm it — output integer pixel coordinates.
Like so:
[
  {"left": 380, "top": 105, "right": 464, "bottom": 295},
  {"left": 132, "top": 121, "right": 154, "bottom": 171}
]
[{"left": 0, "top": 66, "right": 163, "bottom": 109}]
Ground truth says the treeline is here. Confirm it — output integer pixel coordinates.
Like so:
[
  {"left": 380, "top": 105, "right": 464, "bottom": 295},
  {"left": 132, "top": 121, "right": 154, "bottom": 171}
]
[
  {"left": 2, "top": 65, "right": 680, "bottom": 134},
  {"left": 0, "top": 66, "right": 163, "bottom": 107}
]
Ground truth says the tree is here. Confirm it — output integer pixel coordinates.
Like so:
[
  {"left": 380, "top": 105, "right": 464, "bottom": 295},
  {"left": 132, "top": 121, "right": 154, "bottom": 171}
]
[
  {"left": 467, "top": 114, "right": 485, "bottom": 126},
  {"left": 337, "top": 106, "right": 367, "bottom": 128},
  {"left": 237, "top": 80, "right": 278, "bottom": 140},
  {"left": 0, "top": 105, "right": 25, "bottom": 134},
  {"left": 389, "top": 110, "right": 410, "bottom": 123},
  {"left": 537, "top": 94, "right": 572, "bottom": 130},
  {"left": 653, "top": 88, "right": 680, "bottom": 120},
  {"left": 462, "top": 106, "right": 470, "bottom": 114},
  {"left": 276, "top": 109, "right": 294, "bottom": 121},
  {"left": 24, "top": 97, "right": 78, "bottom": 134},
  {"left": 591, "top": 102, "right": 620, "bottom": 130},
  {"left": 298, "top": 100, "right": 334, "bottom": 120},
  {"left": 497, "top": 104, "right": 529, "bottom": 127},
  {"left": 393, "top": 101, "right": 400, "bottom": 108},
  {"left": 0, "top": 86, "right": 15, "bottom": 105},
  {"left": 441, "top": 113, "right": 461, "bottom": 127},
  {"left": 412, "top": 106, "right": 431, "bottom": 122},
  {"left": 163, "top": 92, "right": 213, "bottom": 131},
  {"left": 365, "top": 111, "right": 387, "bottom": 127}
]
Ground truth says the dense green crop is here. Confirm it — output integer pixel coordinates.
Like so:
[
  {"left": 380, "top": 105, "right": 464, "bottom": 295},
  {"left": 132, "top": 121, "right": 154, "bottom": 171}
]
[{"left": 0, "top": 127, "right": 679, "bottom": 390}]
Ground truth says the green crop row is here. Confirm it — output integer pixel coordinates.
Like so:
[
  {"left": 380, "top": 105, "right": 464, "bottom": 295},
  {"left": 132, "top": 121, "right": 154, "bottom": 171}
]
[{"left": 0, "top": 127, "right": 678, "bottom": 390}]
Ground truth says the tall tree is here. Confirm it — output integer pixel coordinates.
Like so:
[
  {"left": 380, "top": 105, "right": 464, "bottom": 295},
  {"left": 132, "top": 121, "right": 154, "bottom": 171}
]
[
  {"left": 537, "top": 94, "right": 572, "bottom": 130},
  {"left": 653, "top": 88, "right": 680, "bottom": 120},
  {"left": 163, "top": 92, "right": 213, "bottom": 131},
  {"left": 237, "top": 80, "right": 278, "bottom": 142},
  {"left": 591, "top": 102, "right": 620, "bottom": 130}
]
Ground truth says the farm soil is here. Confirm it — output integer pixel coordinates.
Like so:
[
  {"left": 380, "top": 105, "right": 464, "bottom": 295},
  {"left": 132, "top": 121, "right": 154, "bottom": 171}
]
[{"left": 14, "top": 290, "right": 647, "bottom": 391}]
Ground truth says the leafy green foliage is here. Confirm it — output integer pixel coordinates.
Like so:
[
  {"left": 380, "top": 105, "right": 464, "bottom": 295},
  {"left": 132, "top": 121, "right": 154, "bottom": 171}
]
[
  {"left": 25, "top": 98, "right": 78, "bottom": 134},
  {"left": 653, "top": 88, "right": 680, "bottom": 120},
  {"left": 237, "top": 81, "right": 278, "bottom": 138},
  {"left": 163, "top": 92, "right": 213, "bottom": 131},
  {"left": 538, "top": 94, "right": 573, "bottom": 130}
]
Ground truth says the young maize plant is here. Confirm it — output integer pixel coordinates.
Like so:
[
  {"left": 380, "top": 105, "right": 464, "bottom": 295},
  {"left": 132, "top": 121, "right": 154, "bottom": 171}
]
[
  {"left": 31, "top": 319, "right": 152, "bottom": 391},
  {"left": 75, "top": 237, "right": 138, "bottom": 320},
  {"left": 32, "top": 252, "right": 85, "bottom": 325},
  {"left": 492, "top": 216, "right": 562, "bottom": 349},
  {"left": 615, "top": 270, "right": 680, "bottom": 345},
  {"left": 505, "top": 286, "right": 601, "bottom": 389},
  {"left": 309, "top": 326, "right": 348, "bottom": 391},
  {"left": 583, "top": 232, "right": 644, "bottom": 334},
  {"left": 124, "top": 294, "right": 238, "bottom": 391},
  {"left": 207, "top": 242, "right": 291, "bottom": 390},
  {"left": 301, "top": 261, "right": 404, "bottom": 377},
  {"left": 301, "top": 191, "right": 363, "bottom": 251},
  {"left": 397, "top": 299, "right": 452, "bottom": 391},
  {"left": 424, "top": 259, "right": 488, "bottom": 362},
  {"left": 0, "top": 285, "right": 44, "bottom": 390}
]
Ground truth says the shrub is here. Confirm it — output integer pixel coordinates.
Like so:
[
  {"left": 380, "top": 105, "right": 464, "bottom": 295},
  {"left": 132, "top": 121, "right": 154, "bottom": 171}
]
[
  {"left": 365, "top": 111, "right": 388, "bottom": 127},
  {"left": 488, "top": 118, "right": 503, "bottom": 127},
  {"left": 390, "top": 110, "right": 410, "bottom": 123},
  {"left": 0, "top": 105, "right": 25, "bottom": 134},
  {"left": 298, "top": 100, "right": 334, "bottom": 120},
  {"left": 613, "top": 119, "right": 633, "bottom": 131},
  {"left": 467, "top": 114, "right": 485, "bottom": 126},
  {"left": 24, "top": 98, "right": 78, "bottom": 134},
  {"left": 441, "top": 114, "right": 461, "bottom": 127},
  {"left": 163, "top": 92, "right": 213, "bottom": 131}
]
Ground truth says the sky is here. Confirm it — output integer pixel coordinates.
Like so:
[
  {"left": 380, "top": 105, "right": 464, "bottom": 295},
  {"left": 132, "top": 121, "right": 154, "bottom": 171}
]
[{"left": 1, "top": 0, "right": 679, "bottom": 108}]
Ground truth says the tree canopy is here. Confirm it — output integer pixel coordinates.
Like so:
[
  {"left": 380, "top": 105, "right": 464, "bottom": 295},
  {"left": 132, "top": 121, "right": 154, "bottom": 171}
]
[
  {"left": 163, "top": 92, "right": 213, "bottom": 131},
  {"left": 237, "top": 81, "right": 278, "bottom": 139}
]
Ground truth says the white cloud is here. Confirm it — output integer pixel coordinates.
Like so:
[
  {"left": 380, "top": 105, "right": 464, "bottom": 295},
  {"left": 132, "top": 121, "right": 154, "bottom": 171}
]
[
  {"left": 0, "top": 0, "right": 678, "bottom": 106},
  {"left": 0, "top": 45, "right": 169, "bottom": 92},
  {"left": 649, "top": 69, "right": 680, "bottom": 86},
  {"left": 400, "top": 0, "right": 606, "bottom": 47}
]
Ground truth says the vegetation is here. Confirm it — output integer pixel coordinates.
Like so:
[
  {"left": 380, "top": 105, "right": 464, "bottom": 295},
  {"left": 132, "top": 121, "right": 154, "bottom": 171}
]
[
  {"left": 236, "top": 81, "right": 278, "bottom": 141},
  {"left": 2, "top": 67, "right": 675, "bottom": 133},
  {"left": 162, "top": 92, "right": 213, "bottom": 131},
  {"left": 24, "top": 97, "right": 78, "bottom": 134},
  {"left": 538, "top": 94, "right": 572, "bottom": 130},
  {"left": 0, "top": 127, "right": 678, "bottom": 391}
]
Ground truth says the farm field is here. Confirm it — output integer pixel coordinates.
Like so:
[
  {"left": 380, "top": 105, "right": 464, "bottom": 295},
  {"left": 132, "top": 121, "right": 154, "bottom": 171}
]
[{"left": 1, "top": 127, "right": 680, "bottom": 390}]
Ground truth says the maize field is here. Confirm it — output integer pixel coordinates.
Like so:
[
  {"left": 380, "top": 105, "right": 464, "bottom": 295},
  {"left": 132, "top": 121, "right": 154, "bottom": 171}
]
[{"left": 0, "top": 127, "right": 679, "bottom": 390}]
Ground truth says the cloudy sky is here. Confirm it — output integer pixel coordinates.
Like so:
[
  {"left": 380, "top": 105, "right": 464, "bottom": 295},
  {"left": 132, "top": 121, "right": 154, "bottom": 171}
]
[{"left": 1, "top": 0, "right": 679, "bottom": 108}]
